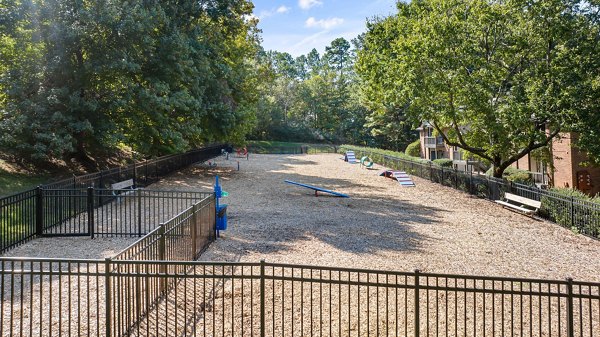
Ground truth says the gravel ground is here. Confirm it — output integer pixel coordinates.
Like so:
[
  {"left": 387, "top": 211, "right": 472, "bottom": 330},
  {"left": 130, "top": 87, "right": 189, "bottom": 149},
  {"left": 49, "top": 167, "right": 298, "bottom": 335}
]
[
  {"left": 2, "top": 153, "right": 599, "bottom": 336},
  {"left": 173, "top": 153, "right": 600, "bottom": 282}
]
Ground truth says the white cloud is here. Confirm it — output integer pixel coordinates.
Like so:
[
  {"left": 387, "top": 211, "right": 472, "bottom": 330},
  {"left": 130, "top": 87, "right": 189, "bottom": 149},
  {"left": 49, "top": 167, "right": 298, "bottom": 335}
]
[
  {"left": 305, "top": 17, "right": 344, "bottom": 29},
  {"left": 243, "top": 14, "right": 259, "bottom": 21},
  {"left": 299, "top": 0, "right": 323, "bottom": 10},
  {"left": 276, "top": 6, "right": 290, "bottom": 13}
]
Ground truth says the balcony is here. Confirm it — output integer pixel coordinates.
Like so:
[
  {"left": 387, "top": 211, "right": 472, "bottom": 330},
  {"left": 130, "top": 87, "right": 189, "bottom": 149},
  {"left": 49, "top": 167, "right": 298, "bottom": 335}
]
[
  {"left": 424, "top": 136, "right": 445, "bottom": 148},
  {"left": 452, "top": 151, "right": 463, "bottom": 161}
]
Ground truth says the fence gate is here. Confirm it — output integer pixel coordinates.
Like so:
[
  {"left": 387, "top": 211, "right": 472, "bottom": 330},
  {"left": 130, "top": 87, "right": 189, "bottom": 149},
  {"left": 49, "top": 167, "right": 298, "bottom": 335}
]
[{"left": 40, "top": 188, "right": 92, "bottom": 237}]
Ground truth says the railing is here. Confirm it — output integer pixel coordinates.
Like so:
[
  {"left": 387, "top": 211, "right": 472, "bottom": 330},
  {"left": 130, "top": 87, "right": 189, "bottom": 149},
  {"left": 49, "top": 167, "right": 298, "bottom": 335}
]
[
  {"left": 1, "top": 259, "right": 598, "bottom": 336},
  {"left": 452, "top": 151, "right": 463, "bottom": 161},
  {"left": 0, "top": 145, "right": 225, "bottom": 252},
  {"left": 343, "top": 147, "right": 600, "bottom": 240},
  {"left": 424, "top": 136, "right": 444, "bottom": 148},
  {"left": 39, "top": 188, "right": 211, "bottom": 238},
  {"left": 112, "top": 195, "right": 215, "bottom": 262}
]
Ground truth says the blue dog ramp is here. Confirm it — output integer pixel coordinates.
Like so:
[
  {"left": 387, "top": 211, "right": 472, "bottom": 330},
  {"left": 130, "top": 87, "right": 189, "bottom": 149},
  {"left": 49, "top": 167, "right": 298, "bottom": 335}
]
[
  {"left": 285, "top": 180, "right": 350, "bottom": 198},
  {"left": 345, "top": 151, "right": 357, "bottom": 164}
]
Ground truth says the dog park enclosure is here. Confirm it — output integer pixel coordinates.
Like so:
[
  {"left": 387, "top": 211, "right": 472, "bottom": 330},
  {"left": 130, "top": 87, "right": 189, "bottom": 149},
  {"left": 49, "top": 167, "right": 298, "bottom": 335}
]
[{"left": 1, "top": 150, "right": 600, "bottom": 336}]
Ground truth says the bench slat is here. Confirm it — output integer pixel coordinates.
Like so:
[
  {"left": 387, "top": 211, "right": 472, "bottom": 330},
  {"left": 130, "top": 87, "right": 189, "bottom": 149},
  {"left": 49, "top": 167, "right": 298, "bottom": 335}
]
[
  {"left": 504, "top": 193, "right": 541, "bottom": 209},
  {"left": 495, "top": 200, "right": 535, "bottom": 214},
  {"left": 111, "top": 179, "right": 134, "bottom": 190}
]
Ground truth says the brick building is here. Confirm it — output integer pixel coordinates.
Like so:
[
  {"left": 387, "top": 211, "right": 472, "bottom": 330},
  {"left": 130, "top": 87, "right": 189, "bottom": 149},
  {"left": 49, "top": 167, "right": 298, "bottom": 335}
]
[{"left": 417, "top": 123, "right": 600, "bottom": 196}]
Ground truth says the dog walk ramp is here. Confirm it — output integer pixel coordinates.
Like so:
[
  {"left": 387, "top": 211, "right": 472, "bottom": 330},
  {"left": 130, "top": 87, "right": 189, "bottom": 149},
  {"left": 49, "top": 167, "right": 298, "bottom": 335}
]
[{"left": 380, "top": 170, "right": 416, "bottom": 187}]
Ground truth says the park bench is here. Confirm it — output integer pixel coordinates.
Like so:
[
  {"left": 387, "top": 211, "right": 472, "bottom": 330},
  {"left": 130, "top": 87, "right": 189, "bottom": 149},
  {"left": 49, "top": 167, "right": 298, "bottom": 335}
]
[
  {"left": 495, "top": 192, "right": 541, "bottom": 216},
  {"left": 110, "top": 179, "right": 137, "bottom": 202}
]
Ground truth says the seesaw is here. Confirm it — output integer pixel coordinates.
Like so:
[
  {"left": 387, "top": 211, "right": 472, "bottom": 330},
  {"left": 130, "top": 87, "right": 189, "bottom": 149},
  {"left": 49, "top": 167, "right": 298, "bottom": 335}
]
[{"left": 284, "top": 180, "right": 350, "bottom": 198}]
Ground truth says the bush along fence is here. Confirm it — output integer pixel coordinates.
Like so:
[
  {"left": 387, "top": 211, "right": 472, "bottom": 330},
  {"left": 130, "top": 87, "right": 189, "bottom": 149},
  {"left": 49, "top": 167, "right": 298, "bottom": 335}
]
[
  {"left": 247, "top": 144, "right": 338, "bottom": 155},
  {"left": 0, "top": 258, "right": 598, "bottom": 336},
  {"left": 0, "top": 144, "right": 226, "bottom": 253},
  {"left": 342, "top": 147, "right": 600, "bottom": 240}
]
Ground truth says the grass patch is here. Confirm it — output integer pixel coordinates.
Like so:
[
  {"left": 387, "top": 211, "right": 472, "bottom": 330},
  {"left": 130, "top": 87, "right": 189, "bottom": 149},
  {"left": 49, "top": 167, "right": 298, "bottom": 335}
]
[
  {"left": 340, "top": 144, "right": 432, "bottom": 164},
  {"left": 247, "top": 141, "right": 306, "bottom": 148},
  {"left": 0, "top": 170, "right": 48, "bottom": 197}
]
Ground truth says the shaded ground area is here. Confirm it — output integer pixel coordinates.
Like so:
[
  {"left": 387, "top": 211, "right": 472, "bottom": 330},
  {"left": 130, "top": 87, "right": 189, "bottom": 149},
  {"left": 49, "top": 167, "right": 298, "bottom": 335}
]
[{"left": 160, "top": 153, "right": 600, "bottom": 282}]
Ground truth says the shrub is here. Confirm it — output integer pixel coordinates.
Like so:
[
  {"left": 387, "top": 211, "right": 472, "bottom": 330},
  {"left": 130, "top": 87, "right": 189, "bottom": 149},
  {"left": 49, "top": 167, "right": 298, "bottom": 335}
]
[
  {"left": 433, "top": 158, "right": 453, "bottom": 167},
  {"left": 405, "top": 140, "right": 421, "bottom": 158},
  {"left": 486, "top": 166, "right": 533, "bottom": 185},
  {"left": 541, "top": 187, "right": 600, "bottom": 238}
]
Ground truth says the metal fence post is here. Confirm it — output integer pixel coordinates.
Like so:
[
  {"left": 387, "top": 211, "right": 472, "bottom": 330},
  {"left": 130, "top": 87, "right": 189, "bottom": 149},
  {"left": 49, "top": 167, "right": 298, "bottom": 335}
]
[
  {"left": 469, "top": 170, "right": 473, "bottom": 195},
  {"left": 159, "top": 224, "right": 166, "bottom": 261},
  {"left": 260, "top": 260, "right": 266, "bottom": 337},
  {"left": 566, "top": 278, "right": 574, "bottom": 337},
  {"left": 105, "top": 258, "right": 112, "bottom": 337},
  {"left": 414, "top": 269, "right": 420, "bottom": 337},
  {"left": 191, "top": 203, "right": 198, "bottom": 259},
  {"left": 137, "top": 189, "right": 142, "bottom": 237},
  {"left": 35, "top": 186, "right": 44, "bottom": 236},
  {"left": 570, "top": 196, "right": 575, "bottom": 229},
  {"left": 441, "top": 166, "right": 444, "bottom": 185},
  {"left": 429, "top": 162, "right": 433, "bottom": 181},
  {"left": 454, "top": 167, "right": 458, "bottom": 189},
  {"left": 87, "top": 187, "right": 95, "bottom": 239}
]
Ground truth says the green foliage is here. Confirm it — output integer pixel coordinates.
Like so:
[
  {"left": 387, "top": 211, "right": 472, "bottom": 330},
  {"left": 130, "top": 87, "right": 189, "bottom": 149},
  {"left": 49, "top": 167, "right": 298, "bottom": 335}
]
[
  {"left": 249, "top": 36, "right": 415, "bottom": 150},
  {"left": 0, "top": 0, "right": 260, "bottom": 163},
  {"left": 356, "top": 0, "right": 600, "bottom": 178},
  {"left": 541, "top": 188, "right": 600, "bottom": 238},
  {"left": 432, "top": 159, "right": 453, "bottom": 168},
  {"left": 485, "top": 166, "right": 533, "bottom": 185},
  {"left": 0, "top": 170, "right": 48, "bottom": 197},
  {"left": 340, "top": 144, "right": 431, "bottom": 165},
  {"left": 405, "top": 140, "right": 421, "bottom": 158}
]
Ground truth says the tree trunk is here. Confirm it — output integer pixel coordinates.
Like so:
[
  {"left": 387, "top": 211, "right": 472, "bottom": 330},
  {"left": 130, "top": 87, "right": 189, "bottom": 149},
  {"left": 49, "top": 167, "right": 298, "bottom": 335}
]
[{"left": 492, "top": 163, "right": 506, "bottom": 178}]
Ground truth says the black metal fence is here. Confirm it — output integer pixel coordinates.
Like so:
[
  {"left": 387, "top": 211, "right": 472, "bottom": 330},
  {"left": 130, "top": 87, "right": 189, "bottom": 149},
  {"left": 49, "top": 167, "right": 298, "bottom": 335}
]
[
  {"left": 345, "top": 148, "right": 600, "bottom": 240},
  {"left": 1, "top": 259, "right": 598, "bottom": 336},
  {"left": 0, "top": 145, "right": 225, "bottom": 252},
  {"left": 41, "top": 188, "right": 212, "bottom": 238}
]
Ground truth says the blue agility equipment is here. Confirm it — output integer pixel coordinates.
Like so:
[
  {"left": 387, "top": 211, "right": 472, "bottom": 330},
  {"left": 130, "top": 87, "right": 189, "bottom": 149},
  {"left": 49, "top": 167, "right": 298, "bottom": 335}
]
[
  {"left": 285, "top": 180, "right": 350, "bottom": 198},
  {"left": 380, "top": 170, "right": 416, "bottom": 187},
  {"left": 214, "top": 176, "right": 229, "bottom": 234},
  {"left": 344, "top": 151, "right": 357, "bottom": 164}
]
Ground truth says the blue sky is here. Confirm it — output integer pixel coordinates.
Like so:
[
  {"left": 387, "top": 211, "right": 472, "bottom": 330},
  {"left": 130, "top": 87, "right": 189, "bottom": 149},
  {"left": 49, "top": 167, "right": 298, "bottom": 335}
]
[{"left": 252, "top": 0, "right": 398, "bottom": 57}]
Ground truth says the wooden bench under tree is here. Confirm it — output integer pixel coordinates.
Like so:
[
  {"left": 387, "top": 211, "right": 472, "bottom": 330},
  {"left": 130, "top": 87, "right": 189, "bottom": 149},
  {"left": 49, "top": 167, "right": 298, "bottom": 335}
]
[{"left": 495, "top": 192, "right": 541, "bottom": 216}]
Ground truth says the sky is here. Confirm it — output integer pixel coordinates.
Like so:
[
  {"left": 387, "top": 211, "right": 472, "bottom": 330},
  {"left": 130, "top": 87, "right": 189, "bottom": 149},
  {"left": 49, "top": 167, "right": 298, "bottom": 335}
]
[{"left": 252, "top": 0, "right": 398, "bottom": 57}]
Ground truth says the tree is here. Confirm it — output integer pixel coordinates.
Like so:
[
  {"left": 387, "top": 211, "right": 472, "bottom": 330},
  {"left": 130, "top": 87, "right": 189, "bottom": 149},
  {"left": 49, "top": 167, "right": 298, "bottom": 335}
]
[
  {"left": 0, "top": 0, "right": 260, "bottom": 164},
  {"left": 357, "top": 0, "right": 600, "bottom": 177}
]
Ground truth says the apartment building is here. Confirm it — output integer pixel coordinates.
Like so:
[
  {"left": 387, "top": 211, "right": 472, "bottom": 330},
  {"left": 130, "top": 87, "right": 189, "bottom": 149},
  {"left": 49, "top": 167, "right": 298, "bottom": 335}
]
[{"left": 416, "top": 123, "right": 600, "bottom": 196}]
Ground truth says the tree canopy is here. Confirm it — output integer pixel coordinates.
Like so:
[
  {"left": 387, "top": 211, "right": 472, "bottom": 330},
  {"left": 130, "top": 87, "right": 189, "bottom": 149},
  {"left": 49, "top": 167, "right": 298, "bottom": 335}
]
[
  {"left": 357, "top": 0, "right": 600, "bottom": 176},
  {"left": 0, "top": 0, "right": 259, "bottom": 165}
]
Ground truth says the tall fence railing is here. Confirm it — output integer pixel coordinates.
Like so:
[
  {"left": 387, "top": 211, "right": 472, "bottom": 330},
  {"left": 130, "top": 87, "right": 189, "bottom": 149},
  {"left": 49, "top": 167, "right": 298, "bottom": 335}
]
[
  {"left": 1, "top": 259, "right": 598, "bottom": 336},
  {"left": 40, "top": 189, "right": 212, "bottom": 238},
  {"left": 44, "top": 144, "right": 225, "bottom": 190},
  {"left": 344, "top": 148, "right": 600, "bottom": 240},
  {"left": 0, "top": 144, "right": 225, "bottom": 252}
]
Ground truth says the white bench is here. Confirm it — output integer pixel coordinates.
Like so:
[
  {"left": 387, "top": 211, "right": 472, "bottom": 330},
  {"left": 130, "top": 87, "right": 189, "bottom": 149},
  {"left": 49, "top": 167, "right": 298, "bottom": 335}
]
[
  {"left": 111, "top": 179, "right": 136, "bottom": 202},
  {"left": 495, "top": 192, "right": 541, "bottom": 215}
]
